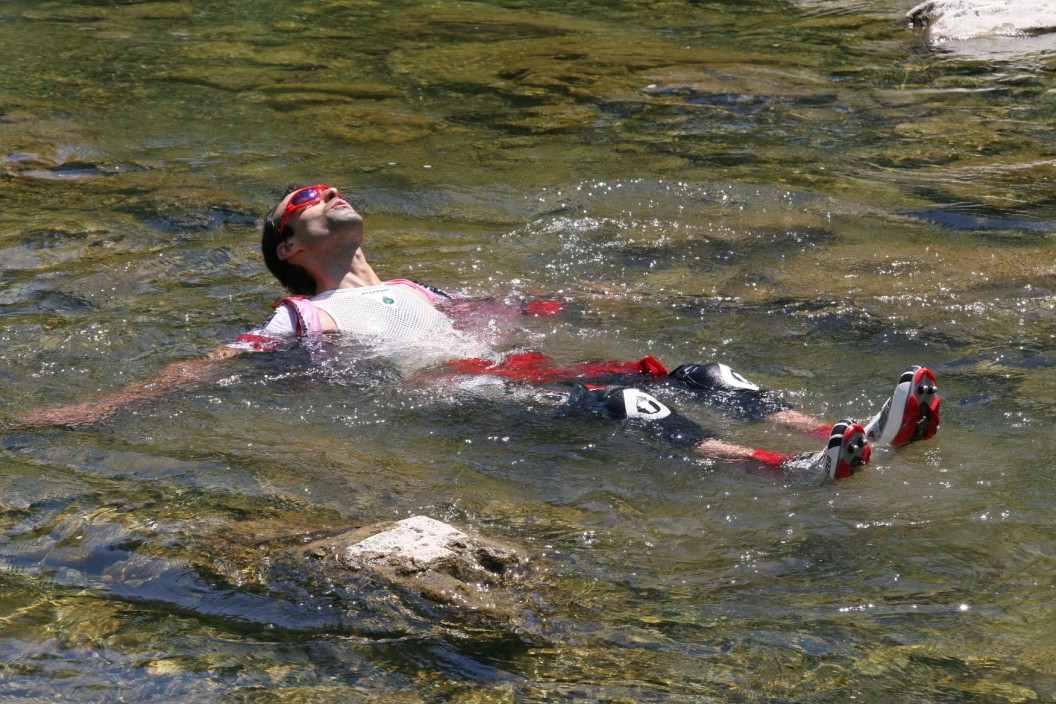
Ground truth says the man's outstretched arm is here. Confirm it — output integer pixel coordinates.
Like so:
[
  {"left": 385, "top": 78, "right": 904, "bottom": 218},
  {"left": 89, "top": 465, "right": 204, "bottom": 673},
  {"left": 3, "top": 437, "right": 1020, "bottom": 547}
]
[{"left": 9, "top": 346, "right": 244, "bottom": 430}]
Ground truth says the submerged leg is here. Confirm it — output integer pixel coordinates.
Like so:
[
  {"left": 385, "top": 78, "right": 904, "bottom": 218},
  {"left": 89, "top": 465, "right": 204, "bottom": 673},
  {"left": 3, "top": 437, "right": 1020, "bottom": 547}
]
[
  {"left": 667, "top": 361, "right": 944, "bottom": 448},
  {"left": 765, "top": 409, "right": 833, "bottom": 438},
  {"left": 667, "top": 362, "right": 830, "bottom": 435},
  {"left": 697, "top": 420, "right": 871, "bottom": 481}
]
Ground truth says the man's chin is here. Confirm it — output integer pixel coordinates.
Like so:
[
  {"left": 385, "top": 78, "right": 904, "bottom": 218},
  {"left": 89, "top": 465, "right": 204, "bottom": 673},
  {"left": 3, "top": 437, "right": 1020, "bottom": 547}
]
[{"left": 328, "top": 209, "right": 364, "bottom": 229}]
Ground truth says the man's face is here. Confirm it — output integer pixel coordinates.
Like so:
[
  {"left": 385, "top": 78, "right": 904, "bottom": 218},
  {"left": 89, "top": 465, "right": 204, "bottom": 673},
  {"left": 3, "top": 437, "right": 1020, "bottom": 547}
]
[{"left": 274, "top": 185, "right": 364, "bottom": 244}]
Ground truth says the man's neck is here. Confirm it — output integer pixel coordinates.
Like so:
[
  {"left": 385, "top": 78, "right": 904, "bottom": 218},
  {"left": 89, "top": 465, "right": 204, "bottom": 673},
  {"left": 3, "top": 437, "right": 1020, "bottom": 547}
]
[{"left": 309, "top": 248, "right": 383, "bottom": 294}]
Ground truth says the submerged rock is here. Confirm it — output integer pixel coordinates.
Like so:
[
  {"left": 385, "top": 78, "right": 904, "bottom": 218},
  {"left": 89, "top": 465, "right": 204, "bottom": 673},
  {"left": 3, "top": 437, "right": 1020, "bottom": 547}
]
[
  {"left": 906, "top": 0, "right": 1056, "bottom": 41},
  {"left": 0, "top": 502, "right": 542, "bottom": 636},
  {"left": 302, "top": 515, "right": 532, "bottom": 616},
  {"left": 205, "top": 514, "right": 543, "bottom": 635}
]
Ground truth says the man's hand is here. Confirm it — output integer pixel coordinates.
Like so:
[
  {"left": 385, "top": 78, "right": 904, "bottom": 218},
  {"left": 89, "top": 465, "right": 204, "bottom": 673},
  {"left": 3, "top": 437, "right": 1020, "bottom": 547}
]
[{"left": 11, "top": 399, "right": 127, "bottom": 430}]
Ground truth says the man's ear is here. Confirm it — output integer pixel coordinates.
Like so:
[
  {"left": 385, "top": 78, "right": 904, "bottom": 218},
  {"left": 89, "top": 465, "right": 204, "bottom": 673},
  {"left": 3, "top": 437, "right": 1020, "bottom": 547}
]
[{"left": 277, "top": 240, "right": 303, "bottom": 261}]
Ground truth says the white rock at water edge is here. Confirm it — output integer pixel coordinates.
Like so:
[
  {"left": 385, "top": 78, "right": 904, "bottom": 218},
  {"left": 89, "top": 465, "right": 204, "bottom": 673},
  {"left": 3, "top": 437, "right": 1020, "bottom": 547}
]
[
  {"left": 342, "top": 515, "right": 472, "bottom": 566},
  {"left": 906, "top": 0, "right": 1056, "bottom": 41}
]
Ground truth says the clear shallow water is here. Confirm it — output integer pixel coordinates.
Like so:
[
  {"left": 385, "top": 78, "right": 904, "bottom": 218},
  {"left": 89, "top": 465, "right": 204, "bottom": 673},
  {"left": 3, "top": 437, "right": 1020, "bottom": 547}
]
[{"left": 1, "top": 0, "right": 1055, "bottom": 701}]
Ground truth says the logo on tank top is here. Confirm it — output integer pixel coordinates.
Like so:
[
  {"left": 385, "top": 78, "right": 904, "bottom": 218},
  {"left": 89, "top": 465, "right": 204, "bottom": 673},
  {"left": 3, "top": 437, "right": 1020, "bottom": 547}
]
[{"left": 367, "top": 288, "right": 397, "bottom": 307}]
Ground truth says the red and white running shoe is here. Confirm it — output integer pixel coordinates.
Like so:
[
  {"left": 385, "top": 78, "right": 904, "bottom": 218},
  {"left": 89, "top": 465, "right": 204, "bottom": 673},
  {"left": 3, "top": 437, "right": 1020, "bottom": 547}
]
[
  {"left": 822, "top": 419, "right": 871, "bottom": 480},
  {"left": 864, "top": 366, "right": 941, "bottom": 447},
  {"left": 781, "top": 419, "right": 871, "bottom": 481}
]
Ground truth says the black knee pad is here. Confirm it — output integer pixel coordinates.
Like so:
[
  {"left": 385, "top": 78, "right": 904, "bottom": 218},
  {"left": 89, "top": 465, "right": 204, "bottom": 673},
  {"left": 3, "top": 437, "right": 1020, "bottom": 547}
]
[
  {"left": 669, "top": 363, "right": 760, "bottom": 392},
  {"left": 592, "top": 386, "right": 673, "bottom": 421},
  {"left": 668, "top": 362, "right": 791, "bottom": 421},
  {"left": 571, "top": 385, "right": 716, "bottom": 447}
]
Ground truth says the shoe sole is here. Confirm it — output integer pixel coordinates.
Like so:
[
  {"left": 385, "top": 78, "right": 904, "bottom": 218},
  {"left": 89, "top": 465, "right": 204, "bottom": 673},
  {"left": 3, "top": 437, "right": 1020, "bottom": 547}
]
[
  {"left": 825, "top": 420, "right": 871, "bottom": 480},
  {"left": 885, "top": 366, "right": 941, "bottom": 447}
]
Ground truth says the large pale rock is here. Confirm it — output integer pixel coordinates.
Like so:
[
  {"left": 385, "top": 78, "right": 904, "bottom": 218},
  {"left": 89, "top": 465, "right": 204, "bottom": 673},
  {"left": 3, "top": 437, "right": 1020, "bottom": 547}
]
[
  {"left": 333, "top": 515, "right": 480, "bottom": 566},
  {"left": 906, "top": 0, "right": 1056, "bottom": 41},
  {"left": 303, "top": 515, "right": 531, "bottom": 614}
]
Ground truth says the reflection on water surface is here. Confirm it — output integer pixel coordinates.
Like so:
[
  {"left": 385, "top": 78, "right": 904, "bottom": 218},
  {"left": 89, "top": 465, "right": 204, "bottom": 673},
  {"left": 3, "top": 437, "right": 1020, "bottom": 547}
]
[{"left": 1, "top": 0, "right": 1055, "bottom": 701}]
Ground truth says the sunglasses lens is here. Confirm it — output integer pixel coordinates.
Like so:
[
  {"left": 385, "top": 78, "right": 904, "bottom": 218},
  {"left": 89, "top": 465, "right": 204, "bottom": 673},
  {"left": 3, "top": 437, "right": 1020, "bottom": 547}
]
[{"left": 290, "top": 188, "right": 321, "bottom": 207}]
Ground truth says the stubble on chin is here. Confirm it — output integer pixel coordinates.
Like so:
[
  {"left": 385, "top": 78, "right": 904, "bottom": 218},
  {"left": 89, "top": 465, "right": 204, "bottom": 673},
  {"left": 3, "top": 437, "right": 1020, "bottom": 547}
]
[{"left": 328, "top": 207, "right": 364, "bottom": 232}]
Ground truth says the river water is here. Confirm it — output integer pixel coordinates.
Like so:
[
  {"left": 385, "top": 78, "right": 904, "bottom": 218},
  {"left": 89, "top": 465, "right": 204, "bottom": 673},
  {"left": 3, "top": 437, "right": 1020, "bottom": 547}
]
[{"left": 1, "top": 0, "right": 1055, "bottom": 701}]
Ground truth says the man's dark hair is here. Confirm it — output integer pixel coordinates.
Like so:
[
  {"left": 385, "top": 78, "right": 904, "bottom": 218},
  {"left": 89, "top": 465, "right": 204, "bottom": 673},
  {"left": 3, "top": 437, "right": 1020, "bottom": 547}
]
[{"left": 261, "top": 185, "right": 317, "bottom": 296}]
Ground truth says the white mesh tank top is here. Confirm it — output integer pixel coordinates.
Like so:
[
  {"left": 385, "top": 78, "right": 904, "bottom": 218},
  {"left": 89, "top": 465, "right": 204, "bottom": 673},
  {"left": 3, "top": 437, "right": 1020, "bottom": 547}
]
[
  {"left": 309, "top": 284, "right": 497, "bottom": 371},
  {"left": 311, "top": 284, "right": 452, "bottom": 343}
]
